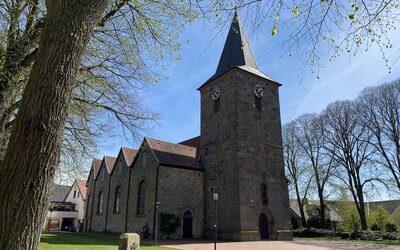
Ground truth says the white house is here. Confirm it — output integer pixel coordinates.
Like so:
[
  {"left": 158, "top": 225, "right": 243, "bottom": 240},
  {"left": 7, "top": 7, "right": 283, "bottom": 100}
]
[
  {"left": 44, "top": 179, "right": 87, "bottom": 231},
  {"left": 64, "top": 179, "right": 87, "bottom": 231}
]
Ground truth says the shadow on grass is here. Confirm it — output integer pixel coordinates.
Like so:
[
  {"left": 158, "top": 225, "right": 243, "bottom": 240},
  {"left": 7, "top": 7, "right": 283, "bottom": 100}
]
[{"left": 40, "top": 232, "right": 118, "bottom": 246}]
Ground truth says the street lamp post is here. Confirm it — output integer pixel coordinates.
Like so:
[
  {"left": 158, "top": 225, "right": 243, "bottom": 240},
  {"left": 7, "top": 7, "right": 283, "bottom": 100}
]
[
  {"left": 213, "top": 193, "right": 218, "bottom": 250},
  {"left": 155, "top": 201, "right": 161, "bottom": 246}
]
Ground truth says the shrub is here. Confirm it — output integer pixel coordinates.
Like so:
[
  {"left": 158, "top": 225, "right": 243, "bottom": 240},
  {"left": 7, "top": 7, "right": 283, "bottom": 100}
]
[
  {"left": 338, "top": 232, "right": 350, "bottom": 239},
  {"left": 360, "top": 230, "right": 400, "bottom": 241},
  {"left": 386, "top": 223, "right": 398, "bottom": 233},
  {"left": 382, "top": 232, "right": 400, "bottom": 241},
  {"left": 360, "top": 230, "right": 383, "bottom": 241},
  {"left": 370, "top": 224, "right": 381, "bottom": 231},
  {"left": 293, "top": 228, "right": 335, "bottom": 238},
  {"left": 159, "top": 212, "right": 181, "bottom": 239},
  {"left": 291, "top": 217, "right": 300, "bottom": 229}
]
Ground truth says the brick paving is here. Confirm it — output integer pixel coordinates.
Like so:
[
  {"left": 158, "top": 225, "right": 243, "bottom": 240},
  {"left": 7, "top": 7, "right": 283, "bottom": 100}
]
[{"left": 159, "top": 239, "right": 400, "bottom": 250}]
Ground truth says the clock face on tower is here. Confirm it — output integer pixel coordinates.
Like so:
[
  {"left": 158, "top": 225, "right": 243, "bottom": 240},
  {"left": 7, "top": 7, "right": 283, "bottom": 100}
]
[
  {"left": 253, "top": 83, "right": 264, "bottom": 98},
  {"left": 211, "top": 87, "right": 221, "bottom": 101}
]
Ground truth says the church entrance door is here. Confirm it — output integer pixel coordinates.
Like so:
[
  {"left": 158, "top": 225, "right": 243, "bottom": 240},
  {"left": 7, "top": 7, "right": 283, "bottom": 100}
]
[
  {"left": 259, "top": 214, "right": 269, "bottom": 239},
  {"left": 182, "top": 210, "right": 193, "bottom": 238}
]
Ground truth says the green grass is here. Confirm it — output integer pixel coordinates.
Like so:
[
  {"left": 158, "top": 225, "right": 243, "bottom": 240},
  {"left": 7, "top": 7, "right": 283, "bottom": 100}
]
[
  {"left": 295, "top": 237, "right": 400, "bottom": 246},
  {"left": 40, "top": 232, "right": 176, "bottom": 250}
]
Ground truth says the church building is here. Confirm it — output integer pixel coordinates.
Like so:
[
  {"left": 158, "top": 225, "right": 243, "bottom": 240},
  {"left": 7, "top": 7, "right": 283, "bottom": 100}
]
[{"left": 84, "top": 12, "right": 292, "bottom": 241}]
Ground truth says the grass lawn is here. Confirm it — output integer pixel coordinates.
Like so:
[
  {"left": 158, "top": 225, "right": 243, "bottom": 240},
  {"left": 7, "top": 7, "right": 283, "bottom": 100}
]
[
  {"left": 295, "top": 237, "right": 400, "bottom": 246},
  {"left": 40, "top": 232, "right": 176, "bottom": 250}
]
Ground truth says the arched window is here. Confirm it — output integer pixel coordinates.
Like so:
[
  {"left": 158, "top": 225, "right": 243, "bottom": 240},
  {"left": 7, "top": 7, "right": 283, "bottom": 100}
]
[
  {"left": 97, "top": 191, "right": 103, "bottom": 215},
  {"left": 136, "top": 181, "right": 146, "bottom": 215},
  {"left": 261, "top": 184, "right": 267, "bottom": 206},
  {"left": 114, "top": 186, "right": 121, "bottom": 213}
]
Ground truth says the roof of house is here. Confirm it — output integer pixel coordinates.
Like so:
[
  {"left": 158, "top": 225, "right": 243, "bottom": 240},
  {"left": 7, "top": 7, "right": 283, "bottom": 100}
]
[
  {"left": 76, "top": 179, "right": 87, "bottom": 200},
  {"left": 121, "top": 147, "right": 137, "bottom": 166},
  {"left": 92, "top": 158, "right": 102, "bottom": 179},
  {"left": 289, "top": 199, "right": 302, "bottom": 218},
  {"left": 146, "top": 137, "right": 201, "bottom": 170},
  {"left": 179, "top": 136, "right": 201, "bottom": 149},
  {"left": 104, "top": 156, "right": 117, "bottom": 173},
  {"left": 51, "top": 184, "right": 70, "bottom": 202},
  {"left": 367, "top": 200, "right": 400, "bottom": 215},
  {"left": 198, "top": 12, "right": 276, "bottom": 90}
]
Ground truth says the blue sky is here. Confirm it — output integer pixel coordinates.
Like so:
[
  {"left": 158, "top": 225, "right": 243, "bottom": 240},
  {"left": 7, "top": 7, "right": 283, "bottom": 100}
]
[{"left": 98, "top": 14, "right": 400, "bottom": 159}]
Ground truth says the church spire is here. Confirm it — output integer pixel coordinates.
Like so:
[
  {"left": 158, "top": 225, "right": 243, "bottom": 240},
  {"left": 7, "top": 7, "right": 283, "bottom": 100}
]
[
  {"left": 215, "top": 11, "right": 259, "bottom": 76},
  {"left": 198, "top": 11, "right": 275, "bottom": 89}
]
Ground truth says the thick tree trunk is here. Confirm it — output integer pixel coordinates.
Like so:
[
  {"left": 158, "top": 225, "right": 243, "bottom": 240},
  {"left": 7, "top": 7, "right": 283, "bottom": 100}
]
[
  {"left": 0, "top": 0, "right": 109, "bottom": 249},
  {"left": 318, "top": 190, "right": 326, "bottom": 228},
  {"left": 356, "top": 186, "right": 368, "bottom": 230}
]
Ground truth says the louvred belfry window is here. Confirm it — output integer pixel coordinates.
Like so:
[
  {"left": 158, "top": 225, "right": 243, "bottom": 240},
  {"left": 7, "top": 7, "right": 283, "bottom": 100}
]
[{"left": 261, "top": 184, "right": 267, "bottom": 206}]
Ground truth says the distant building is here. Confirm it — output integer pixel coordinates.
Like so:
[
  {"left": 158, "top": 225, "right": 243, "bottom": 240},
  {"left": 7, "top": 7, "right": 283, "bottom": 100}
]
[
  {"left": 84, "top": 12, "right": 292, "bottom": 241},
  {"left": 64, "top": 179, "right": 87, "bottom": 230},
  {"left": 290, "top": 199, "right": 400, "bottom": 229},
  {"left": 44, "top": 180, "right": 87, "bottom": 231}
]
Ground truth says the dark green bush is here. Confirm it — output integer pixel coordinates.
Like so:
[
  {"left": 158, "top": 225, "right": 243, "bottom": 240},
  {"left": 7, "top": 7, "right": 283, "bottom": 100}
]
[
  {"left": 293, "top": 228, "right": 335, "bottom": 238},
  {"left": 382, "top": 232, "right": 400, "bottom": 241},
  {"left": 370, "top": 224, "right": 382, "bottom": 231},
  {"left": 159, "top": 212, "right": 181, "bottom": 239},
  {"left": 291, "top": 217, "right": 300, "bottom": 229},
  {"left": 386, "top": 223, "right": 398, "bottom": 233},
  {"left": 360, "top": 230, "right": 383, "bottom": 240},
  {"left": 360, "top": 230, "right": 400, "bottom": 241},
  {"left": 338, "top": 232, "right": 350, "bottom": 239}
]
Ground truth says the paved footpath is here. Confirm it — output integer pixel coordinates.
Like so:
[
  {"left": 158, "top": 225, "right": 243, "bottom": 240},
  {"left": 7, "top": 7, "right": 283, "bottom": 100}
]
[{"left": 160, "top": 239, "right": 400, "bottom": 250}]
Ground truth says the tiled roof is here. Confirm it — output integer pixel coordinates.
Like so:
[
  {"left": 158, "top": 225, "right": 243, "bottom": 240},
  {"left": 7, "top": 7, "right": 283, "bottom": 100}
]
[
  {"left": 146, "top": 137, "right": 201, "bottom": 170},
  {"left": 104, "top": 156, "right": 117, "bottom": 173},
  {"left": 92, "top": 158, "right": 102, "bottom": 179},
  {"left": 179, "top": 136, "right": 201, "bottom": 149},
  {"left": 76, "top": 179, "right": 87, "bottom": 201},
  {"left": 367, "top": 200, "right": 400, "bottom": 215},
  {"left": 121, "top": 147, "right": 137, "bottom": 166},
  {"left": 51, "top": 184, "right": 70, "bottom": 202}
]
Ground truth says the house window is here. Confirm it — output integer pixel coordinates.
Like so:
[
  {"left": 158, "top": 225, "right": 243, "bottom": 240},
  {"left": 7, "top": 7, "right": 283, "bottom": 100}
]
[
  {"left": 97, "top": 191, "right": 103, "bottom": 215},
  {"left": 77, "top": 192, "right": 80, "bottom": 198},
  {"left": 114, "top": 186, "right": 121, "bottom": 213},
  {"left": 73, "top": 190, "right": 76, "bottom": 198},
  {"left": 137, "top": 181, "right": 146, "bottom": 215},
  {"left": 261, "top": 184, "right": 267, "bottom": 206}
]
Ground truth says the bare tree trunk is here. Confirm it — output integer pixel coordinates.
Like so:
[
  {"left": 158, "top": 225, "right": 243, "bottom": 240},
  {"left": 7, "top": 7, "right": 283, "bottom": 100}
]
[
  {"left": 0, "top": 0, "right": 109, "bottom": 249},
  {"left": 294, "top": 182, "right": 308, "bottom": 227},
  {"left": 317, "top": 189, "right": 326, "bottom": 228}
]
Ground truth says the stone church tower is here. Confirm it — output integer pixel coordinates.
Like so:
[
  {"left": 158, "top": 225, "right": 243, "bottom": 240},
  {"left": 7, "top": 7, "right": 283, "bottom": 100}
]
[{"left": 198, "top": 12, "right": 292, "bottom": 241}]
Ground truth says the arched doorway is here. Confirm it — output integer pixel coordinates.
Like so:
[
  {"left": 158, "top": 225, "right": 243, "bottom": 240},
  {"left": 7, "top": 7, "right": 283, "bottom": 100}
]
[
  {"left": 259, "top": 214, "right": 269, "bottom": 239},
  {"left": 182, "top": 210, "right": 193, "bottom": 238},
  {"left": 259, "top": 208, "right": 275, "bottom": 240}
]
